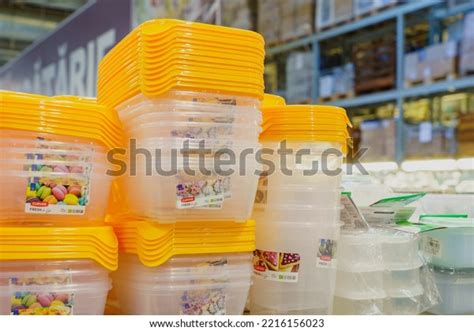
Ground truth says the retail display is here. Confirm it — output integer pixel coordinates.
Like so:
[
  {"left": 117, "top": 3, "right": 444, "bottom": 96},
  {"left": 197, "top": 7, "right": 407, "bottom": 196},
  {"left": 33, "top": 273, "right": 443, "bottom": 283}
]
[{"left": 1, "top": 0, "right": 473, "bottom": 317}]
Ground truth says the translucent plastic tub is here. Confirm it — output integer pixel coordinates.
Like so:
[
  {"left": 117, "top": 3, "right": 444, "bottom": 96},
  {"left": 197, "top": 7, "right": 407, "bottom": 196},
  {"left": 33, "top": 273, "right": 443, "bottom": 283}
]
[
  {"left": 428, "top": 269, "right": 474, "bottom": 315},
  {"left": 112, "top": 253, "right": 252, "bottom": 315},
  {"left": 124, "top": 156, "right": 260, "bottom": 221},
  {"left": 387, "top": 285, "right": 424, "bottom": 315},
  {"left": 337, "top": 230, "right": 383, "bottom": 271},
  {"left": 251, "top": 221, "right": 340, "bottom": 314},
  {"left": 335, "top": 270, "right": 385, "bottom": 299},
  {"left": 258, "top": 186, "right": 341, "bottom": 209},
  {"left": 378, "top": 229, "right": 422, "bottom": 270},
  {"left": 0, "top": 259, "right": 111, "bottom": 315}
]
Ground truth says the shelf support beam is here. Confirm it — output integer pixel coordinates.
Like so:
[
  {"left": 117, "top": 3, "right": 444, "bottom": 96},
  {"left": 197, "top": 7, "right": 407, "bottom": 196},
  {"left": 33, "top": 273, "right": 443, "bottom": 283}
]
[{"left": 395, "top": 13, "right": 405, "bottom": 164}]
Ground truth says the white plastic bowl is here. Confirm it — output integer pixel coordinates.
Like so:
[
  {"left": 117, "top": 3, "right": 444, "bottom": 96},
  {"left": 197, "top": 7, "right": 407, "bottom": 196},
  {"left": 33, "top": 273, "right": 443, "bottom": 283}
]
[{"left": 0, "top": 259, "right": 111, "bottom": 315}]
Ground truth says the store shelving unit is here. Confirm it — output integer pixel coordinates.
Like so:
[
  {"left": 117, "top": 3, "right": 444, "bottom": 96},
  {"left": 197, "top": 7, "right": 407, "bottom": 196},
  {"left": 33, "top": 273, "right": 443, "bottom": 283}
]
[{"left": 266, "top": 0, "right": 474, "bottom": 163}]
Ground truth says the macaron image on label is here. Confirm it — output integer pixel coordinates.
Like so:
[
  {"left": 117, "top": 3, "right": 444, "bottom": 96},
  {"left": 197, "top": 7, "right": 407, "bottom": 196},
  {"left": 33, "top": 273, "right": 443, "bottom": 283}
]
[
  {"left": 253, "top": 249, "right": 301, "bottom": 283},
  {"left": 23, "top": 139, "right": 93, "bottom": 215},
  {"left": 9, "top": 271, "right": 74, "bottom": 315}
]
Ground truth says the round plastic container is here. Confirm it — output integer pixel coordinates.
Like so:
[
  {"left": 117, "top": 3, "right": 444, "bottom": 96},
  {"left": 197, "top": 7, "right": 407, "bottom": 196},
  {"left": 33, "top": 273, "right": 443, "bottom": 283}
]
[
  {"left": 251, "top": 221, "right": 340, "bottom": 314},
  {"left": 0, "top": 260, "right": 111, "bottom": 315},
  {"left": 112, "top": 253, "right": 252, "bottom": 315},
  {"left": 337, "top": 230, "right": 383, "bottom": 271},
  {"left": 384, "top": 267, "right": 423, "bottom": 297},
  {"left": 377, "top": 228, "right": 422, "bottom": 270},
  {"left": 419, "top": 194, "right": 474, "bottom": 217},
  {"left": 124, "top": 156, "right": 260, "bottom": 221},
  {"left": 420, "top": 225, "right": 474, "bottom": 269},
  {"left": 428, "top": 269, "right": 474, "bottom": 315},
  {"left": 386, "top": 285, "right": 424, "bottom": 315}
]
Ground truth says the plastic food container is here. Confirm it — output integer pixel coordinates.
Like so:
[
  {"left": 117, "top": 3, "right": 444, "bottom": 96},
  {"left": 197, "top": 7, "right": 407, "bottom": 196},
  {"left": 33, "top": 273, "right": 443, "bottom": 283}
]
[
  {"left": 251, "top": 221, "right": 340, "bottom": 314},
  {"left": 0, "top": 128, "right": 114, "bottom": 223},
  {"left": 336, "top": 270, "right": 385, "bottom": 299},
  {"left": 419, "top": 194, "right": 474, "bottom": 217},
  {"left": 377, "top": 228, "right": 422, "bottom": 270},
  {"left": 420, "top": 219, "right": 474, "bottom": 269},
  {"left": 113, "top": 253, "right": 252, "bottom": 315},
  {"left": 0, "top": 260, "right": 111, "bottom": 315},
  {"left": 123, "top": 156, "right": 260, "bottom": 221},
  {"left": 254, "top": 205, "right": 341, "bottom": 225},
  {"left": 337, "top": 230, "right": 383, "bottom": 271},
  {"left": 428, "top": 268, "right": 474, "bottom": 315}
]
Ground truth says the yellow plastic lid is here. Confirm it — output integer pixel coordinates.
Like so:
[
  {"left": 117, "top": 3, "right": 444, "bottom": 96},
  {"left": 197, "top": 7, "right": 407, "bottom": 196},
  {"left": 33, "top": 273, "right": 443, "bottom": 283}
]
[
  {"left": 109, "top": 219, "right": 255, "bottom": 267},
  {"left": 262, "top": 94, "right": 286, "bottom": 108},
  {"left": 263, "top": 105, "right": 351, "bottom": 127},
  {"left": 0, "top": 225, "right": 118, "bottom": 270}
]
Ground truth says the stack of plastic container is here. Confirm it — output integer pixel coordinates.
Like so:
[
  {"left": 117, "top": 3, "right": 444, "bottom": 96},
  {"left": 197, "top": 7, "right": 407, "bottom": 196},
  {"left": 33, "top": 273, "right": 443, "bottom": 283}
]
[
  {"left": 0, "top": 91, "right": 123, "bottom": 223},
  {"left": 98, "top": 19, "right": 266, "bottom": 315},
  {"left": 107, "top": 218, "right": 255, "bottom": 314},
  {"left": 0, "top": 224, "right": 118, "bottom": 315},
  {"left": 0, "top": 91, "right": 121, "bottom": 315},
  {"left": 420, "top": 217, "right": 474, "bottom": 314},
  {"left": 98, "top": 19, "right": 264, "bottom": 221},
  {"left": 250, "top": 105, "right": 351, "bottom": 314},
  {"left": 334, "top": 227, "right": 435, "bottom": 315}
]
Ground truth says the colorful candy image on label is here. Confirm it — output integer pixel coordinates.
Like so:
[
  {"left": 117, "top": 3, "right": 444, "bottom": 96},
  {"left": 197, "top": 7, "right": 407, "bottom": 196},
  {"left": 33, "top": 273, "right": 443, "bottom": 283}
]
[
  {"left": 9, "top": 271, "right": 74, "bottom": 315},
  {"left": 180, "top": 288, "right": 226, "bottom": 315},
  {"left": 25, "top": 174, "right": 90, "bottom": 215},
  {"left": 317, "top": 238, "right": 337, "bottom": 268},
  {"left": 253, "top": 249, "right": 300, "bottom": 283}
]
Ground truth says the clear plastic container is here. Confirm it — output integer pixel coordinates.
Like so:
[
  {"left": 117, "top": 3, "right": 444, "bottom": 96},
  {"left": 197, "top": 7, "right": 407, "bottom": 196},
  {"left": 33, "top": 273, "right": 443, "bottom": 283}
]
[
  {"left": 124, "top": 156, "right": 260, "bottom": 221},
  {"left": 251, "top": 221, "right": 340, "bottom": 314},
  {"left": 0, "top": 259, "right": 111, "bottom": 315},
  {"left": 337, "top": 230, "right": 383, "bottom": 271},
  {"left": 419, "top": 194, "right": 474, "bottom": 217},
  {"left": 377, "top": 228, "right": 422, "bottom": 270},
  {"left": 384, "top": 267, "right": 423, "bottom": 297},
  {"left": 112, "top": 253, "right": 252, "bottom": 315},
  {"left": 428, "top": 269, "right": 474, "bottom": 315},
  {"left": 335, "top": 270, "right": 385, "bottom": 300}
]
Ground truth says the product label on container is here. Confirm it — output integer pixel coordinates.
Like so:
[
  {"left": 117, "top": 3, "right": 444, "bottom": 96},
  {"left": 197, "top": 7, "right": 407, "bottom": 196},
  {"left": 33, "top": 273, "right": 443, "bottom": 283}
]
[
  {"left": 422, "top": 236, "right": 442, "bottom": 257},
  {"left": 253, "top": 171, "right": 268, "bottom": 206},
  {"left": 253, "top": 249, "right": 300, "bottom": 283},
  {"left": 316, "top": 238, "right": 337, "bottom": 268},
  {"left": 180, "top": 288, "right": 226, "bottom": 315},
  {"left": 24, "top": 139, "right": 92, "bottom": 215},
  {"left": 340, "top": 193, "right": 369, "bottom": 231},
  {"left": 176, "top": 177, "right": 230, "bottom": 209},
  {"left": 9, "top": 270, "right": 74, "bottom": 315}
]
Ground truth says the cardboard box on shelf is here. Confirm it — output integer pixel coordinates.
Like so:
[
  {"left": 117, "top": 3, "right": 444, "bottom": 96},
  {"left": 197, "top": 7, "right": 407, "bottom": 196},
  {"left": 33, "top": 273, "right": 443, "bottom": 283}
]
[
  {"left": 316, "top": 0, "right": 353, "bottom": 30},
  {"left": 359, "top": 119, "right": 396, "bottom": 161},
  {"left": 286, "top": 51, "right": 314, "bottom": 103}
]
